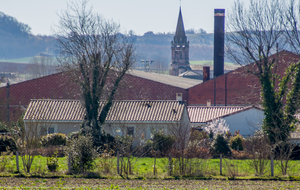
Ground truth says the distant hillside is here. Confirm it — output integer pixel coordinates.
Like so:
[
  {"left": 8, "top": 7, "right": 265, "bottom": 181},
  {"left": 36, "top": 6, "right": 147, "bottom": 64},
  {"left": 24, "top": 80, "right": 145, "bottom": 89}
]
[
  {"left": 0, "top": 11, "right": 216, "bottom": 66},
  {"left": 0, "top": 12, "right": 55, "bottom": 60},
  {"left": 135, "top": 33, "right": 214, "bottom": 61}
]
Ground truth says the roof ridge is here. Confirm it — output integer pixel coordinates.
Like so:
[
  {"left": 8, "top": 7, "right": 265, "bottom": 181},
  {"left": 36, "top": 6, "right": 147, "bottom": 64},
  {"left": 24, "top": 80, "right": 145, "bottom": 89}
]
[
  {"left": 31, "top": 99, "right": 186, "bottom": 102},
  {"left": 0, "top": 71, "right": 65, "bottom": 89}
]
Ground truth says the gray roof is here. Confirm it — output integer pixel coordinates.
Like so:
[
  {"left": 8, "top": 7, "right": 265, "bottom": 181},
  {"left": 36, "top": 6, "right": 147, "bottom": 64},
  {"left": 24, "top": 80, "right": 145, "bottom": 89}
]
[
  {"left": 24, "top": 99, "right": 186, "bottom": 122},
  {"left": 128, "top": 70, "right": 201, "bottom": 89},
  {"left": 188, "top": 105, "right": 262, "bottom": 123}
]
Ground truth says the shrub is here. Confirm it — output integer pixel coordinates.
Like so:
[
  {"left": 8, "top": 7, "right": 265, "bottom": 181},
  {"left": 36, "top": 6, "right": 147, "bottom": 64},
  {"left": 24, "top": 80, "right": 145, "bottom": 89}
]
[
  {"left": 229, "top": 134, "right": 244, "bottom": 151},
  {"left": 0, "top": 122, "right": 8, "bottom": 133},
  {"left": 210, "top": 134, "right": 231, "bottom": 157},
  {"left": 0, "top": 135, "right": 17, "bottom": 152},
  {"left": 96, "top": 149, "right": 115, "bottom": 174},
  {"left": 0, "top": 150, "right": 14, "bottom": 172},
  {"left": 144, "top": 132, "right": 175, "bottom": 157},
  {"left": 66, "top": 134, "right": 96, "bottom": 174},
  {"left": 41, "top": 133, "right": 67, "bottom": 147},
  {"left": 47, "top": 150, "right": 59, "bottom": 172},
  {"left": 190, "top": 130, "right": 208, "bottom": 142},
  {"left": 231, "top": 150, "right": 251, "bottom": 159},
  {"left": 67, "top": 131, "right": 80, "bottom": 140},
  {"left": 244, "top": 131, "right": 270, "bottom": 176}
]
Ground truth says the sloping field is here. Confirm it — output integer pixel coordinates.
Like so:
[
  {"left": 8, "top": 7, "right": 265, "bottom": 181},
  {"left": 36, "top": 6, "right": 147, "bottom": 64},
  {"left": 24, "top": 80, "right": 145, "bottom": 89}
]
[
  {"left": 190, "top": 60, "right": 235, "bottom": 66},
  {"left": 0, "top": 57, "right": 34, "bottom": 64}
]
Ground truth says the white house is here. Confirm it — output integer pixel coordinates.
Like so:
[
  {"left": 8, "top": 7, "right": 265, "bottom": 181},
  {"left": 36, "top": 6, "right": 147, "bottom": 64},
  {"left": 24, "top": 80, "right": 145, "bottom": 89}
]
[
  {"left": 188, "top": 105, "right": 264, "bottom": 137},
  {"left": 23, "top": 99, "right": 190, "bottom": 140}
]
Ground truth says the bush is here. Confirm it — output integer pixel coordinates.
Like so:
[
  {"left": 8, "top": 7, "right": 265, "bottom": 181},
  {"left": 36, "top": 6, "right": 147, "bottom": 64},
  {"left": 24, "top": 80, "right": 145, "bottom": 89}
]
[
  {"left": 41, "top": 133, "right": 67, "bottom": 147},
  {"left": 210, "top": 134, "right": 231, "bottom": 157},
  {"left": 144, "top": 132, "right": 175, "bottom": 157},
  {"left": 0, "top": 135, "right": 16, "bottom": 152},
  {"left": 66, "top": 135, "right": 96, "bottom": 174},
  {"left": 47, "top": 150, "right": 59, "bottom": 172},
  {"left": 229, "top": 134, "right": 244, "bottom": 151},
  {"left": 0, "top": 122, "right": 8, "bottom": 133},
  {"left": 190, "top": 130, "right": 208, "bottom": 142},
  {"left": 67, "top": 131, "right": 80, "bottom": 140}
]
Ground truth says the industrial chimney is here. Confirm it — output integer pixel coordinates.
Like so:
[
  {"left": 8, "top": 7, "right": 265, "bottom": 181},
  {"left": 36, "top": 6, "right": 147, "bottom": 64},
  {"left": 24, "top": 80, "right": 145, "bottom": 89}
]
[{"left": 213, "top": 9, "right": 225, "bottom": 78}]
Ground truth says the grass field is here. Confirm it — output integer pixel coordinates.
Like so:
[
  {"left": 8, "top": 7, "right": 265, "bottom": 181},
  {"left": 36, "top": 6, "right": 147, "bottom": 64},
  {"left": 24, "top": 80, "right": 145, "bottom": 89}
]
[
  {"left": 0, "top": 57, "right": 35, "bottom": 64},
  {"left": 0, "top": 156, "right": 300, "bottom": 189},
  {"left": 190, "top": 60, "right": 235, "bottom": 66},
  {"left": 3, "top": 155, "right": 300, "bottom": 178}
]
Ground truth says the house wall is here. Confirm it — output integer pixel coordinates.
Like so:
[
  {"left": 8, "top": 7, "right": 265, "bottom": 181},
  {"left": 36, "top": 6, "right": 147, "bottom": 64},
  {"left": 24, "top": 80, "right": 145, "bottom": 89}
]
[
  {"left": 55, "top": 122, "right": 81, "bottom": 135},
  {"left": 102, "top": 122, "right": 180, "bottom": 141},
  {"left": 190, "top": 108, "right": 264, "bottom": 137},
  {"left": 224, "top": 108, "right": 264, "bottom": 137},
  {"left": 24, "top": 121, "right": 81, "bottom": 135}
]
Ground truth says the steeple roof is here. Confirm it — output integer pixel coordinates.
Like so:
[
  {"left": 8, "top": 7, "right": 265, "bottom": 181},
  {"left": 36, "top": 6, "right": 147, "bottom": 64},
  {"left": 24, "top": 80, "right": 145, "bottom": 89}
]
[{"left": 174, "top": 7, "right": 187, "bottom": 44}]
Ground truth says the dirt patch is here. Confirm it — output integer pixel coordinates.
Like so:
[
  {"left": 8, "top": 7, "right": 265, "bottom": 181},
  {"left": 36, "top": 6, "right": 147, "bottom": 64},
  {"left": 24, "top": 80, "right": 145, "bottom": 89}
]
[{"left": 0, "top": 178, "right": 299, "bottom": 189}]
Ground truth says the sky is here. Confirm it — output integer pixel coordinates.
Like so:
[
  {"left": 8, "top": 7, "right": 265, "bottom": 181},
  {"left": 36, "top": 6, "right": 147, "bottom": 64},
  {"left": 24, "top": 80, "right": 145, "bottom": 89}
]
[{"left": 0, "top": 0, "right": 251, "bottom": 36}]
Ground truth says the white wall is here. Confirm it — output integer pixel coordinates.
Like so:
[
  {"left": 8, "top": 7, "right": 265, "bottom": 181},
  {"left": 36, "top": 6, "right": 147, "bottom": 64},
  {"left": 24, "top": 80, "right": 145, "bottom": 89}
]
[{"left": 223, "top": 108, "right": 264, "bottom": 137}]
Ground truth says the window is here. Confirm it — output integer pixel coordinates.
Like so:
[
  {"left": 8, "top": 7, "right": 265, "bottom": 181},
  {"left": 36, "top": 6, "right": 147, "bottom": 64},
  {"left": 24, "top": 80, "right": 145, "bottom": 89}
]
[
  {"left": 48, "top": 127, "right": 55, "bottom": 134},
  {"left": 127, "top": 127, "right": 134, "bottom": 136}
]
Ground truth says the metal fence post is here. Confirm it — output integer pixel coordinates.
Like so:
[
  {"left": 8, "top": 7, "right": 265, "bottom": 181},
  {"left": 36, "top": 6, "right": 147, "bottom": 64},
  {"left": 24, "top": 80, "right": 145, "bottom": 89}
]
[
  {"left": 68, "top": 152, "right": 71, "bottom": 174},
  {"left": 169, "top": 153, "right": 172, "bottom": 176},
  {"left": 117, "top": 151, "right": 120, "bottom": 174},
  {"left": 16, "top": 151, "right": 19, "bottom": 172},
  {"left": 271, "top": 155, "right": 274, "bottom": 177},
  {"left": 220, "top": 154, "right": 222, "bottom": 175}
]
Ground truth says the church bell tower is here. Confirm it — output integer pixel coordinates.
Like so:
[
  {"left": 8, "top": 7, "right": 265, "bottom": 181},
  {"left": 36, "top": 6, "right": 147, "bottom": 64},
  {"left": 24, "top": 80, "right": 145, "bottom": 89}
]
[{"left": 169, "top": 7, "right": 191, "bottom": 76}]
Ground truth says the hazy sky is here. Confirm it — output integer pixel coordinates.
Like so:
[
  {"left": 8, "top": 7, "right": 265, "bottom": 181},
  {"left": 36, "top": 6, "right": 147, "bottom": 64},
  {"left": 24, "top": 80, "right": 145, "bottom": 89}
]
[{"left": 0, "top": 0, "right": 251, "bottom": 36}]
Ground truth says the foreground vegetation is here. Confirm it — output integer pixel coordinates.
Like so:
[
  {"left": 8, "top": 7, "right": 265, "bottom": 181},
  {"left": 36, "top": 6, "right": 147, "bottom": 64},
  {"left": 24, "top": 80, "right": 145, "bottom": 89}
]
[
  {"left": 2, "top": 155, "right": 300, "bottom": 179},
  {"left": 0, "top": 177, "right": 299, "bottom": 189}
]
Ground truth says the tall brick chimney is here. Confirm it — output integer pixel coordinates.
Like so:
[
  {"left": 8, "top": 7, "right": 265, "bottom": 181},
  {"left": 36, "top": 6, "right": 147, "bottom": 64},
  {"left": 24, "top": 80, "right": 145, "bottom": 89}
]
[{"left": 213, "top": 9, "right": 225, "bottom": 78}]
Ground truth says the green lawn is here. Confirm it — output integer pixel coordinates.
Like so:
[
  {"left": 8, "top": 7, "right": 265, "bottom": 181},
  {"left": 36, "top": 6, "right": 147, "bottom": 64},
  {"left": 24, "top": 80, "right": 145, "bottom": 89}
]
[
  {"left": 0, "top": 57, "right": 35, "bottom": 64},
  {"left": 190, "top": 60, "right": 235, "bottom": 66},
  {"left": 3, "top": 155, "right": 300, "bottom": 178}
]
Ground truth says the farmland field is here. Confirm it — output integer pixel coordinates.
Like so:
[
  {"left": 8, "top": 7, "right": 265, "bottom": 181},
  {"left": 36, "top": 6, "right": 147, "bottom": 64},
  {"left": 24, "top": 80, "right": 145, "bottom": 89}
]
[
  {"left": 0, "top": 178, "right": 299, "bottom": 189},
  {"left": 189, "top": 60, "right": 235, "bottom": 66},
  {"left": 0, "top": 57, "right": 34, "bottom": 64}
]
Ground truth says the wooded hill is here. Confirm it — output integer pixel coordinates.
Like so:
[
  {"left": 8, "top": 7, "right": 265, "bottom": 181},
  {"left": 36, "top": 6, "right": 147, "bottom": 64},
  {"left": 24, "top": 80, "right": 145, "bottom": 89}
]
[
  {"left": 0, "top": 11, "right": 215, "bottom": 66},
  {"left": 0, "top": 12, "right": 54, "bottom": 60}
]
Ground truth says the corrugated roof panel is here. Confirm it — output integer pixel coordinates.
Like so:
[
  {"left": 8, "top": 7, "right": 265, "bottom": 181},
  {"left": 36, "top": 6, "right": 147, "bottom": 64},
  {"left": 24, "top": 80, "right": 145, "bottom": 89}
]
[
  {"left": 188, "top": 106, "right": 250, "bottom": 123},
  {"left": 24, "top": 99, "right": 186, "bottom": 122},
  {"left": 128, "top": 70, "right": 201, "bottom": 89}
]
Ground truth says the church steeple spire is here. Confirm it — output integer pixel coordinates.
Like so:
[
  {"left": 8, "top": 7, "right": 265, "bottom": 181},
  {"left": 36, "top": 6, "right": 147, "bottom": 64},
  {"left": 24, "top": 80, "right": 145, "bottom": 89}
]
[
  {"left": 169, "top": 7, "right": 190, "bottom": 76},
  {"left": 174, "top": 7, "right": 187, "bottom": 44}
]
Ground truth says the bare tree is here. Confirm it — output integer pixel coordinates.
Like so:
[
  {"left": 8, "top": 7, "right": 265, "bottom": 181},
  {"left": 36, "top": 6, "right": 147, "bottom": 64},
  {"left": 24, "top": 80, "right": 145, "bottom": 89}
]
[
  {"left": 29, "top": 56, "right": 56, "bottom": 79},
  {"left": 283, "top": 0, "right": 300, "bottom": 54},
  {"left": 112, "top": 125, "right": 146, "bottom": 178},
  {"left": 55, "top": 0, "right": 135, "bottom": 145},
  {"left": 13, "top": 114, "right": 51, "bottom": 173},
  {"left": 271, "top": 127, "right": 299, "bottom": 176},
  {"left": 244, "top": 131, "right": 271, "bottom": 176},
  {"left": 226, "top": 0, "right": 300, "bottom": 144}
]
